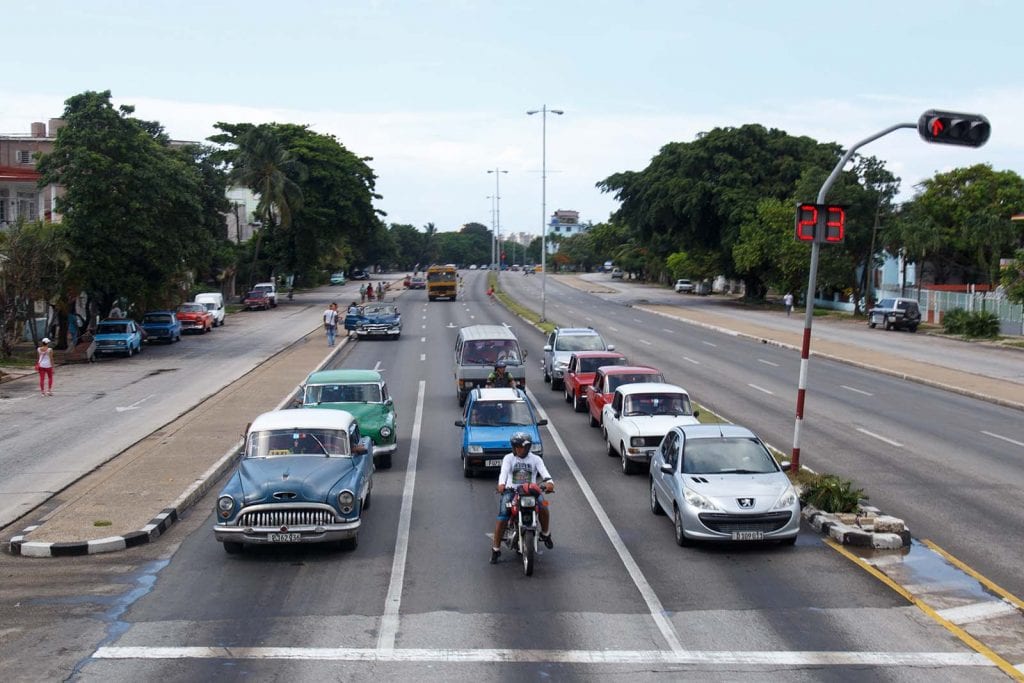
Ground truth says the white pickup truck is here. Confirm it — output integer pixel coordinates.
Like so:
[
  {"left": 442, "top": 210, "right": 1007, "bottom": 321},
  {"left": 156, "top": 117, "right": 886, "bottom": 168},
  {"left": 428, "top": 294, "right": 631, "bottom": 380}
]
[
  {"left": 602, "top": 382, "right": 700, "bottom": 475},
  {"left": 253, "top": 282, "right": 277, "bottom": 307}
]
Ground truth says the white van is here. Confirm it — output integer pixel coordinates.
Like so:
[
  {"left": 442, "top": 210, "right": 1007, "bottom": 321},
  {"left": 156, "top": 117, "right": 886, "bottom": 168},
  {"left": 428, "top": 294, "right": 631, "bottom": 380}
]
[
  {"left": 253, "top": 282, "right": 277, "bottom": 307},
  {"left": 194, "top": 292, "right": 226, "bottom": 326},
  {"left": 453, "top": 324, "right": 527, "bottom": 406}
]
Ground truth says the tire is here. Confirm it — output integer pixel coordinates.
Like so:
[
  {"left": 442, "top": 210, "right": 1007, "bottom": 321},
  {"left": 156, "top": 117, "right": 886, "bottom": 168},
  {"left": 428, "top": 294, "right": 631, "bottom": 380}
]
[
  {"left": 176, "top": 333, "right": 181, "bottom": 342},
  {"left": 462, "top": 455, "right": 474, "bottom": 478},
  {"left": 458, "top": 391, "right": 466, "bottom": 407},
  {"left": 362, "top": 490, "right": 372, "bottom": 511},
  {"left": 868, "top": 320, "right": 876, "bottom": 329},
  {"left": 621, "top": 443, "right": 640, "bottom": 475},
  {"left": 543, "top": 368, "right": 550, "bottom": 383},
  {"left": 339, "top": 535, "right": 358, "bottom": 551},
  {"left": 573, "top": 391, "right": 585, "bottom": 413},
  {"left": 522, "top": 529, "right": 535, "bottom": 576},
  {"left": 604, "top": 430, "right": 616, "bottom": 457},
  {"left": 908, "top": 324, "right": 918, "bottom": 333},
  {"left": 589, "top": 411, "right": 599, "bottom": 428},
  {"left": 126, "top": 345, "right": 133, "bottom": 358},
  {"left": 223, "top": 542, "right": 243, "bottom": 555},
  {"left": 650, "top": 480, "right": 665, "bottom": 515},
  {"left": 377, "top": 452, "right": 392, "bottom": 470},
  {"left": 884, "top": 317, "right": 893, "bottom": 331},
  {"left": 551, "top": 377, "right": 562, "bottom": 391},
  {"left": 564, "top": 385, "right": 572, "bottom": 403},
  {"left": 674, "top": 507, "right": 693, "bottom": 547}
]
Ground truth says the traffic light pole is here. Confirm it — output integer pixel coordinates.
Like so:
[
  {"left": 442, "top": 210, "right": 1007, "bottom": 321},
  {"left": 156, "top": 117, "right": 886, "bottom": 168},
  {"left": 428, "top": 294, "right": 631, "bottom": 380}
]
[{"left": 790, "top": 122, "right": 915, "bottom": 471}]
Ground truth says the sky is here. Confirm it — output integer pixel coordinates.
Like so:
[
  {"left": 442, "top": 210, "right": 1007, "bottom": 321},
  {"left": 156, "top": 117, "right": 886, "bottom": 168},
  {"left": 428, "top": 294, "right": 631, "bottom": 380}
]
[{"left": 3, "top": 0, "right": 1022, "bottom": 240}]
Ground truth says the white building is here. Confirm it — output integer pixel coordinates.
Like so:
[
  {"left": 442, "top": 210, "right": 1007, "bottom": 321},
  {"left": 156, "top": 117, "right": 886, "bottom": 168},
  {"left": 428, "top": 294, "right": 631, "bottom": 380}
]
[{"left": 546, "top": 209, "right": 589, "bottom": 253}]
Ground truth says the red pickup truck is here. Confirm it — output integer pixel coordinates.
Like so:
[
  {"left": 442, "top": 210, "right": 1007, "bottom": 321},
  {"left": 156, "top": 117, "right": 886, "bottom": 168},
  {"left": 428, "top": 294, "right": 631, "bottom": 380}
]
[
  {"left": 563, "top": 351, "right": 627, "bottom": 412},
  {"left": 585, "top": 365, "right": 665, "bottom": 428}
]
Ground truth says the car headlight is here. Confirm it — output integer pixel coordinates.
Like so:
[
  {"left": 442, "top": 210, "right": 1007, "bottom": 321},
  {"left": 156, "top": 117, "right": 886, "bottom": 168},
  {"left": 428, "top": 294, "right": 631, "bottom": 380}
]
[
  {"left": 531, "top": 443, "right": 543, "bottom": 455},
  {"left": 630, "top": 436, "right": 645, "bottom": 447},
  {"left": 217, "top": 495, "right": 234, "bottom": 518},
  {"left": 467, "top": 445, "right": 483, "bottom": 454},
  {"left": 379, "top": 426, "right": 393, "bottom": 438},
  {"left": 683, "top": 487, "right": 720, "bottom": 511},
  {"left": 338, "top": 491, "right": 355, "bottom": 514},
  {"left": 772, "top": 485, "right": 798, "bottom": 510}
]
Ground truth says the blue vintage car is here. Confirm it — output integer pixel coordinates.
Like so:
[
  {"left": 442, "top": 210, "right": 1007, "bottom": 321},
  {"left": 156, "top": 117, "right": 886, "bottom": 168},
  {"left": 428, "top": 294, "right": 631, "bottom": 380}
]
[
  {"left": 93, "top": 318, "right": 144, "bottom": 358},
  {"left": 213, "top": 409, "right": 375, "bottom": 554},
  {"left": 302, "top": 369, "right": 397, "bottom": 469},
  {"left": 344, "top": 302, "right": 401, "bottom": 339},
  {"left": 141, "top": 310, "right": 182, "bottom": 343},
  {"left": 454, "top": 387, "right": 547, "bottom": 478}
]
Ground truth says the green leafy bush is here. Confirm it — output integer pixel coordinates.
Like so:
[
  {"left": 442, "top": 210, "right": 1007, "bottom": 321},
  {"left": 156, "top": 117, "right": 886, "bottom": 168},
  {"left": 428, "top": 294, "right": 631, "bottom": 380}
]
[
  {"left": 942, "top": 308, "right": 1000, "bottom": 338},
  {"left": 799, "top": 474, "right": 866, "bottom": 513}
]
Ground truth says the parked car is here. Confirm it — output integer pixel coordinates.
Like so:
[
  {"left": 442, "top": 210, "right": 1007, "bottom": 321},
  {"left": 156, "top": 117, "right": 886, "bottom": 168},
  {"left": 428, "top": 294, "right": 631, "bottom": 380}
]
[
  {"left": 212, "top": 409, "right": 374, "bottom": 554},
  {"left": 649, "top": 423, "right": 799, "bottom": 546},
  {"left": 543, "top": 327, "right": 614, "bottom": 390},
  {"left": 454, "top": 387, "right": 547, "bottom": 478},
  {"left": 349, "top": 268, "right": 370, "bottom": 280},
  {"left": 194, "top": 292, "right": 225, "bottom": 327},
  {"left": 176, "top": 302, "right": 214, "bottom": 333},
  {"left": 243, "top": 290, "right": 272, "bottom": 311},
  {"left": 674, "top": 279, "right": 695, "bottom": 294},
  {"left": 409, "top": 275, "right": 427, "bottom": 290},
  {"left": 563, "top": 351, "right": 628, "bottom": 412},
  {"left": 469, "top": 264, "right": 478, "bottom": 270},
  {"left": 253, "top": 281, "right": 277, "bottom": 307},
  {"left": 602, "top": 382, "right": 699, "bottom": 475},
  {"left": 302, "top": 369, "right": 397, "bottom": 469},
  {"left": 345, "top": 302, "right": 402, "bottom": 339},
  {"left": 586, "top": 365, "right": 665, "bottom": 428},
  {"left": 330, "top": 271, "right": 347, "bottom": 286},
  {"left": 93, "top": 318, "right": 144, "bottom": 357},
  {"left": 141, "top": 310, "right": 181, "bottom": 344},
  {"left": 610, "top": 267, "right": 624, "bottom": 279},
  {"left": 868, "top": 297, "right": 921, "bottom": 332}
]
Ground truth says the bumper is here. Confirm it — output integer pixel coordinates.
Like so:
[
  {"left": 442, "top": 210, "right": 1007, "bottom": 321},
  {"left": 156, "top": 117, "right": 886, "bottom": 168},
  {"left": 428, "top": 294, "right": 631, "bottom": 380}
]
[
  {"left": 681, "top": 507, "right": 799, "bottom": 542},
  {"left": 356, "top": 327, "right": 401, "bottom": 337},
  {"left": 214, "top": 519, "right": 361, "bottom": 544},
  {"left": 145, "top": 330, "right": 175, "bottom": 341},
  {"left": 180, "top": 321, "right": 205, "bottom": 330},
  {"left": 373, "top": 442, "right": 397, "bottom": 455},
  {"left": 463, "top": 452, "right": 506, "bottom": 471}
]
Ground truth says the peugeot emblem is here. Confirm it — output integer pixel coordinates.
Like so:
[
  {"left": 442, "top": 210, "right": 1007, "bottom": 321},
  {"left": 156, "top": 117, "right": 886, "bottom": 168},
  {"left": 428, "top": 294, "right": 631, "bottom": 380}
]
[{"left": 737, "top": 497, "right": 754, "bottom": 509}]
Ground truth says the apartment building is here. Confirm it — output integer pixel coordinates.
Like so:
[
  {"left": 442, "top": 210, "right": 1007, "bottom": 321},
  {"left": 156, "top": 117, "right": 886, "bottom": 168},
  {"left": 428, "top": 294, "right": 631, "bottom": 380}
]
[{"left": 0, "top": 120, "right": 64, "bottom": 228}]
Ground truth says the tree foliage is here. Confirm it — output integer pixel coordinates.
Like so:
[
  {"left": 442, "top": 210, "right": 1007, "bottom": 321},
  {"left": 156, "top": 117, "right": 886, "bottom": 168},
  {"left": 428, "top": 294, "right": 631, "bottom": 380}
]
[{"left": 0, "top": 220, "right": 68, "bottom": 356}]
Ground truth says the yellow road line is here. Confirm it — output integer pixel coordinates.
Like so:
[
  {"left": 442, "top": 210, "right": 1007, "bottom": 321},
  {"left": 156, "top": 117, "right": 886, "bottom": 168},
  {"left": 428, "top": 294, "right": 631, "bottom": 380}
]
[
  {"left": 825, "top": 538, "right": 1023, "bottom": 681},
  {"left": 922, "top": 539, "right": 1024, "bottom": 612}
]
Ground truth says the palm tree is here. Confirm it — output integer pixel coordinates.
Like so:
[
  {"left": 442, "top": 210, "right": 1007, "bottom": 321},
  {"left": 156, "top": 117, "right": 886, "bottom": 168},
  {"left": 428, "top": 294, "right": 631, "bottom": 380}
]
[{"left": 228, "top": 127, "right": 307, "bottom": 287}]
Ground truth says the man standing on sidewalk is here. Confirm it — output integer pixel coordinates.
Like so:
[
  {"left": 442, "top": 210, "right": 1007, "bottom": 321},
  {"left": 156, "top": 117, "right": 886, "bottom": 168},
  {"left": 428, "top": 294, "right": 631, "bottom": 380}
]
[
  {"left": 323, "top": 302, "right": 339, "bottom": 347},
  {"left": 783, "top": 292, "right": 794, "bottom": 317}
]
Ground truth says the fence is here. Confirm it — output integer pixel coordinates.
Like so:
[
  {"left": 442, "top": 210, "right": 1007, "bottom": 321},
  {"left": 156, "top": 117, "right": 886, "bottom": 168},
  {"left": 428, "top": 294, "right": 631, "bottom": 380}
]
[{"left": 875, "top": 287, "right": 1024, "bottom": 336}]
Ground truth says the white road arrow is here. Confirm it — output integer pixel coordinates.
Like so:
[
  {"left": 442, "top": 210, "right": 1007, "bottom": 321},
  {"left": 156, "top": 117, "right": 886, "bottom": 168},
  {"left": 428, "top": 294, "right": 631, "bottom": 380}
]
[{"left": 116, "top": 394, "right": 155, "bottom": 413}]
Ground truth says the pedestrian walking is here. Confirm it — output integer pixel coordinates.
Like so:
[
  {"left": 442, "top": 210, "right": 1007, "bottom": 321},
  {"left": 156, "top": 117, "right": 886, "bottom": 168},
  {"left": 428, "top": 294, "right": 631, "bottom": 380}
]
[
  {"left": 486, "top": 286, "right": 495, "bottom": 304},
  {"left": 359, "top": 283, "right": 367, "bottom": 303},
  {"left": 36, "top": 337, "right": 54, "bottom": 396},
  {"left": 346, "top": 301, "right": 360, "bottom": 336},
  {"left": 377, "top": 282, "right": 384, "bottom": 300},
  {"left": 323, "top": 303, "right": 339, "bottom": 347},
  {"left": 783, "top": 292, "right": 794, "bottom": 317}
]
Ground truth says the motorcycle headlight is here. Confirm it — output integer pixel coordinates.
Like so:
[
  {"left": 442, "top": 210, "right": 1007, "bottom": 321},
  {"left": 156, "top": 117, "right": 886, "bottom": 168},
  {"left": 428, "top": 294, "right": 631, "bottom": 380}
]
[
  {"left": 467, "top": 445, "right": 483, "bottom": 454},
  {"left": 772, "top": 485, "right": 798, "bottom": 510},
  {"left": 683, "top": 487, "right": 720, "bottom": 511},
  {"left": 519, "top": 496, "right": 537, "bottom": 508},
  {"left": 379, "top": 426, "right": 393, "bottom": 438},
  {"left": 630, "top": 436, "right": 645, "bottom": 447},
  {"left": 337, "top": 491, "right": 355, "bottom": 514}
]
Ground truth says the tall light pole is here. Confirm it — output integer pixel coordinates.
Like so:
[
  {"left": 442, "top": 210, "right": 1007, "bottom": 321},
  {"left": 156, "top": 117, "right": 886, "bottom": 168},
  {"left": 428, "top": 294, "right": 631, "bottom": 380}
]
[
  {"left": 486, "top": 195, "right": 496, "bottom": 268},
  {"left": 527, "top": 105, "right": 563, "bottom": 322},
  {"left": 488, "top": 169, "right": 508, "bottom": 276}
]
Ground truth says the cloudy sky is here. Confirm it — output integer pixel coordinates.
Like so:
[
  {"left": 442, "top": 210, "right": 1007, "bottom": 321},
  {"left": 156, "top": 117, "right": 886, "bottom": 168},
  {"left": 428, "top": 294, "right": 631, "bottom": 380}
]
[{"left": 3, "top": 1, "right": 1022, "bottom": 238}]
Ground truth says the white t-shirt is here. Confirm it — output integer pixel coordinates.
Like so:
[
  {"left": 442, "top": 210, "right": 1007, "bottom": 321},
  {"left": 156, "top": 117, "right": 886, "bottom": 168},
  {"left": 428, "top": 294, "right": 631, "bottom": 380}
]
[
  {"left": 323, "top": 308, "right": 339, "bottom": 327},
  {"left": 498, "top": 452, "right": 552, "bottom": 488}
]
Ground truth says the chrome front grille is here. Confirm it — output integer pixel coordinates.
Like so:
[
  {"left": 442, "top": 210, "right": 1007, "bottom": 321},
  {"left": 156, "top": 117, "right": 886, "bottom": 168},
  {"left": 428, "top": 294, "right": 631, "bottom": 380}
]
[
  {"left": 238, "top": 507, "right": 337, "bottom": 527},
  {"left": 698, "top": 511, "right": 792, "bottom": 533}
]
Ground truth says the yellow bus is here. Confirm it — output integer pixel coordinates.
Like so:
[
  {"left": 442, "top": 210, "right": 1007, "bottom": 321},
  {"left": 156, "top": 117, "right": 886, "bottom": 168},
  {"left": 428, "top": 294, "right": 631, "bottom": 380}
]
[{"left": 427, "top": 264, "right": 458, "bottom": 301}]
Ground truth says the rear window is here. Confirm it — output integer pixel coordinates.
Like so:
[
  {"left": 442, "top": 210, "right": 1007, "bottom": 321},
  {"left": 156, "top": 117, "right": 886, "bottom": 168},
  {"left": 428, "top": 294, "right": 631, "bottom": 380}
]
[
  {"left": 608, "top": 373, "right": 664, "bottom": 392},
  {"left": 178, "top": 304, "right": 204, "bottom": 313},
  {"left": 143, "top": 314, "right": 172, "bottom": 324},
  {"left": 579, "top": 356, "right": 626, "bottom": 373},
  {"left": 98, "top": 323, "right": 130, "bottom": 334},
  {"left": 555, "top": 334, "right": 605, "bottom": 352}
]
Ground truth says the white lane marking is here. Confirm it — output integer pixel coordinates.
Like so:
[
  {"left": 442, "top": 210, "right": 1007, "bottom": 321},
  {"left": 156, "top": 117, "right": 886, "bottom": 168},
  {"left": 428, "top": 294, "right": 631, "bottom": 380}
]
[
  {"left": 115, "top": 394, "right": 156, "bottom": 413},
  {"left": 841, "top": 385, "right": 873, "bottom": 396},
  {"left": 586, "top": 317, "right": 593, "bottom": 322},
  {"left": 856, "top": 427, "right": 903, "bottom": 448},
  {"left": 638, "top": 339, "right": 652, "bottom": 346},
  {"left": 419, "top": 354, "right": 425, "bottom": 361},
  {"left": 373, "top": 361, "right": 383, "bottom": 371},
  {"left": 935, "top": 600, "right": 1019, "bottom": 625},
  {"left": 662, "top": 328, "right": 673, "bottom": 334},
  {"left": 747, "top": 384, "right": 774, "bottom": 395},
  {"left": 420, "top": 337, "right": 426, "bottom": 343},
  {"left": 422, "top": 315, "right": 427, "bottom": 319},
  {"left": 609, "top": 326, "right": 619, "bottom": 332},
  {"left": 702, "top": 341, "right": 717, "bottom": 347},
  {"left": 757, "top": 359, "right": 779, "bottom": 367},
  {"left": 682, "top": 357, "right": 700, "bottom": 365},
  {"left": 981, "top": 430, "right": 1024, "bottom": 448},
  {"left": 633, "top": 318, "right": 643, "bottom": 323},
  {"left": 377, "top": 380, "right": 426, "bottom": 651},
  {"left": 422, "top": 324, "right": 426, "bottom": 329},
  {"left": 92, "top": 646, "right": 992, "bottom": 668},
  {"left": 526, "top": 388, "right": 682, "bottom": 653}
]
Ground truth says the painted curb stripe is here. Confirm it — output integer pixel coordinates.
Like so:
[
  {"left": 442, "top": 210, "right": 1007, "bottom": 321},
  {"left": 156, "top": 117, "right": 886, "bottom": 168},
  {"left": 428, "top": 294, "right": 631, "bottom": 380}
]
[{"left": 923, "top": 539, "right": 1024, "bottom": 612}]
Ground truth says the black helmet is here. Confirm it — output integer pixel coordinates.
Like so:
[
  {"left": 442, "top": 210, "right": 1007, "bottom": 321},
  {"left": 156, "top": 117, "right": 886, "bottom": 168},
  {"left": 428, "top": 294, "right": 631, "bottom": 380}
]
[
  {"left": 495, "top": 360, "right": 507, "bottom": 369},
  {"left": 509, "top": 432, "right": 532, "bottom": 451}
]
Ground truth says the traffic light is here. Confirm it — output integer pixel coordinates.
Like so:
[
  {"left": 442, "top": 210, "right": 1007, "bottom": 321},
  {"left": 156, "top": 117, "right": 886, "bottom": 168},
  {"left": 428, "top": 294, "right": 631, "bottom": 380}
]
[
  {"left": 795, "top": 203, "right": 845, "bottom": 243},
  {"left": 918, "top": 109, "right": 990, "bottom": 148}
]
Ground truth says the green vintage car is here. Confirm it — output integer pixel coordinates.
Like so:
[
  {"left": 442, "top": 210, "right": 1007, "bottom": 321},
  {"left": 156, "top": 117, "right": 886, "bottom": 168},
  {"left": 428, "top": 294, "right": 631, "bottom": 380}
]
[{"left": 302, "top": 369, "right": 396, "bottom": 469}]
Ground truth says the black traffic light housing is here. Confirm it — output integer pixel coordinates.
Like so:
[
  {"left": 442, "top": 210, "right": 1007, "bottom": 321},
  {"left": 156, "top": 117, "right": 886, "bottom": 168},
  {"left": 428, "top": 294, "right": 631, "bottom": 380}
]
[
  {"left": 918, "top": 109, "right": 990, "bottom": 148},
  {"left": 795, "top": 203, "right": 845, "bottom": 244}
]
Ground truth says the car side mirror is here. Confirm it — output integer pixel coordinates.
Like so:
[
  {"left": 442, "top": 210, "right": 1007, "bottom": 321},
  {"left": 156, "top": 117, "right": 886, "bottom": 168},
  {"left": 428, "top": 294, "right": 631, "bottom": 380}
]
[
  {"left": 454, "top": 420, "right": 465, "bottom": 427},
  {"left": 660, "top": 463, "right": 674, "bottom": 474},
  {"left": 692, "top": 409, "right": 700, "bottom": 418},
  {"left": 779, "top": 460, "right": 792, "bottom": 472},
  {"left": 543, "top": 345, "right": 552, "bottom": 352},
  {"left": 537, "top": 419, "right": 548, "bottom": 426},
  {"left": 607, "top": 344, "right": 616, "bottom": 351},
  {"left": 385, "top": 397, "right": 394, "bottom": 406},
  {"left": 613, "top": 410, "right": 620, "bottom": 419},
  {"left": 522, "top": 349, "right": 528, "bottom": 359}
]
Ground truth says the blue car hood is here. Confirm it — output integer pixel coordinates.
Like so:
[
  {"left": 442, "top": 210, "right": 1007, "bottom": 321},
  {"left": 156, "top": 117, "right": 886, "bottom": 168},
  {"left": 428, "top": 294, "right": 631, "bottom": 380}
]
[
  {"left": 465, "top": 425, "right": 540, "bottom": 450},
  {"left": 238, "top": 456, "right": 357, "bottom": 505},
  {"left": 364, "top": 313, "right": 400, "bottom": 323}
]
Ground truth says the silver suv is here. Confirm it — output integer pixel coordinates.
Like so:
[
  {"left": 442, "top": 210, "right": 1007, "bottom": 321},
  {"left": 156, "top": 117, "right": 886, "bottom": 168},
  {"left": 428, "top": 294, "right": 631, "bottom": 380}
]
[
  {"left": 543, "top": 327, "right": 614, "bottom": 390},
  {"left": 868, "top": 297, "right": 921, "bottom": 332}
]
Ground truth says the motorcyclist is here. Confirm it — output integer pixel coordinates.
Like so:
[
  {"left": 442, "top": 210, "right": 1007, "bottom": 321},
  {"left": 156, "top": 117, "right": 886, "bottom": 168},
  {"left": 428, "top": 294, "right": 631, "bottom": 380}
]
[
  {"left": 486, "top": 360, "right": 518, "bottom": 389},
  {"left": 491, "top": 432, "right": 554, "bottom": 564}
]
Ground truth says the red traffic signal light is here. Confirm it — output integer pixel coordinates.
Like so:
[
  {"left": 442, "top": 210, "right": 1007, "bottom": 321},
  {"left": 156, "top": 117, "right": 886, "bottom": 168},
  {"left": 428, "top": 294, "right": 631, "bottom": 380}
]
[
  {"left": 795, "top": 203, "right": 845, "bottom": 243},
  {"left": 918, "top": 109, "right": 990, "bottom": 148}
]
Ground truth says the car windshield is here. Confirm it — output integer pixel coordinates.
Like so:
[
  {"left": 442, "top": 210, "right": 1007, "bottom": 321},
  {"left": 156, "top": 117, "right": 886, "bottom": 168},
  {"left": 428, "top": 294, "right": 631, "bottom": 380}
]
[
  {"left": 246, "top": 291, "right": 265, "bottom": 299},
  {"left": 623, "top": 393, "right": 691, "bottom": 416},
  {"left": 578, "top": 356, "right": 626, "bottom": 373},
  {"left": 428, "top": 271, "right": 455, "bottom": 281},
  {"left": 143, "top": 314, "right": 172, "bottom": 324},
  {"left": 469, "top": 400, "right": 534, "bottom": 426},
  {"left": 607, "top": 373, "right": 664, "bottom": 392},
  {"left": 462, "top": 340, "right": 521, "bottom": 365},
  {"left": 555, "top": 334, "right": 604, "bottom": 352},
  {"left": 254, "top": 285, "right": 273, "bottom": 293},
  {"left": 682, "top": 437, "right": 777, "bottom": 475},
  {"left": 179, "top": 304, "right": 204, "bottom": 313},
  {"left": 246, "top": 428, "right": 350, "bottom": 458},
  {"left": 306, "top": 383, "right": 382, "bottom": 404},
  {"left": 875, "top": 299, "right": 895, "bottom": 309},
  {"left": 98, "top": 323, "right": 130, "bottom": 334},
  {"left": 201, "top": 303, "right": 216, "bottom": 311},
  {"left": 362, "top": 304, "right": 397, "bottom": 316}
]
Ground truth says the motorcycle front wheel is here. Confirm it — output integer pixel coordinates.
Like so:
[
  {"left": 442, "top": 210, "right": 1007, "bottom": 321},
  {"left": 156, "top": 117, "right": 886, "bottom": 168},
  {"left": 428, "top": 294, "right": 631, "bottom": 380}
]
[{"left": 522, "top": 529, "right": 535, "bottom": 576}]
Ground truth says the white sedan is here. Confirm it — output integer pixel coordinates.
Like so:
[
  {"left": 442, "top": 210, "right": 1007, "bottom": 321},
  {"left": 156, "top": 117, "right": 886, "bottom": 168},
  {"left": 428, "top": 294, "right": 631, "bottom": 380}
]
[
  {"left": 602, "top": 382, "right": 700, "bottom": 475},
  {"left": 674, "top": 279, "right": 694, "bottom": 293}
]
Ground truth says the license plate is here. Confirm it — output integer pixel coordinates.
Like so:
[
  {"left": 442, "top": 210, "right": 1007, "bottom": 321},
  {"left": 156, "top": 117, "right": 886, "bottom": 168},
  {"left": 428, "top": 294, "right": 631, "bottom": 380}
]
[
  {"left": 731, "top": 531, "right": 764, "bottom": 541},
  {"left": 485, "top": 459, "right": 502, "bottom": 467},
  {"left": 268, "top": 532, "right": 301, "bottom": 542}
]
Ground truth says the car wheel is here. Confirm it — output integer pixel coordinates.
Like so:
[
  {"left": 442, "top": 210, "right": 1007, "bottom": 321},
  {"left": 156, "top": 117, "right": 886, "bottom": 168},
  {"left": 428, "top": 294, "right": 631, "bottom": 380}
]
[
  {"left": 573, "top": 392, "right": 585, "bottom": 413},
  {"left": 621, "top": 443, "right": 640, "bottom": 475},
  {"left": 779, "top": 534, "right": 797, "bottom": 546},
  {"left": 650, "top": 480, "right": 665, "bottom": 515},
  {"left": 564, "top": 385, "right": 572, "bottom": 403},
  {"left": 339, "top": 535, "right": 358, "bottom": 551},
  {"left": 175, "top": 334, "right": 181, "bottom": 342},
  {"left": 462, "top": 455, "right": 474, "bottom": 478},
  {"left": 543, "top": 368, "right": 550, "bottom": 383},
  {"left": 674, "top": 507, "right": 693, "bottom": 547},
  {"left": 551, "top": 377, "right": 562, "bottom": 391},
  {"left": 126, "top": 345, "right": 133, "bottom": 358},
  {"left": 377, "top": 452, "right": 392, "bottom": 470},
  {"left": 589, "top": 411, "right": 599, "bottom": 428},
  {"left": 604, "top": 431, "right": 615, "bottom": 457},
  {"left": 223, "top": 542, "right": 243, "bottom": 554},
  {"left": 908, "top": 324, "right": 918, "bottom": 333},
  {"left": 362, "top": 490, "right": 372, "bottom": 511},
  {"left": 458, "top": 391, "right": 466, "bottom": 407},
  {"left": 868, "top": 320, "right": 876, "bottom": 329},
  {"left": 884, "top": 316, "right": 893, "bottom": 331}
]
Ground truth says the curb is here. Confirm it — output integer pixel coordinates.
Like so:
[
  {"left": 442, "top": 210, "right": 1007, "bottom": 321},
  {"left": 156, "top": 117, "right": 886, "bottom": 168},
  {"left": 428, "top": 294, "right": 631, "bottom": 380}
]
[
  {"left": 801, "top": 504, "right": 912, "bottom": 549},
  {"left": 6, "top": 330, "right": 350, "bottom": 558}
]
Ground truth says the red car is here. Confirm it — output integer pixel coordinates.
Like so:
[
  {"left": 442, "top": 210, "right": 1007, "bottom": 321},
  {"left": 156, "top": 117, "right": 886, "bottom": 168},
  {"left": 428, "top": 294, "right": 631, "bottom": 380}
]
[
  {"left": 243, "top": 290, "right": 271, "bottom": 311},
  {"left": 176, "top": 302, "right": 214, "bottom": 333},
  {"left": 563, "top": 351, "right": 628, "bottom": 412},
  {"left": 585, "top": 365, "right": 664, "bottom": 428}
]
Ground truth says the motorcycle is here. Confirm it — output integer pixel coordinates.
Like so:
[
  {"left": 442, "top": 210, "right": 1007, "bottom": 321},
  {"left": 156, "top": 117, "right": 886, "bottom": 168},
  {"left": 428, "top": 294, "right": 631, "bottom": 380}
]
[{"left": 502, "top": 482, "right": 549, "bottom": 576}]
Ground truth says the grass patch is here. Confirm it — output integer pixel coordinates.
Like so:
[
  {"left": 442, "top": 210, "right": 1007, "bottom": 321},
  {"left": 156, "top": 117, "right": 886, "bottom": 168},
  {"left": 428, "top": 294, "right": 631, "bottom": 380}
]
[
  {"left": 1003, "top": 339, "right": 1024, "bottom": 349},
  {"left": 225, "top": 304, "right": 244, "bottom": 315},
  {"left": 490, "top": 273, "right": 557, "bottom": 334}
]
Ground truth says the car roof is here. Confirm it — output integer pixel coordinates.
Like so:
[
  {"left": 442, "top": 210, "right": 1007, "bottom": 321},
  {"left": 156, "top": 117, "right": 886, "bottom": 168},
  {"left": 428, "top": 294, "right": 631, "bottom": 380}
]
[
  {"left": 674, "top": 423, "right": 757, "bottom": 441},
  {"left": 143, "top": 310, "right": 176, "bottom": 315},
  {"left": 98, "top": 318, "right": 132, "bottom": 324},
  {"left": 305, "top": 369, "right": 383, "bottom": 384},
  {"left": 250, "top": 408, "right": 355, "bottom": 432},
  {"left": 600, "top": 365, "right": 661, "bottom": 375},
  {"left": 473, "top": 387, "right": 524, "bottom": 402},
  {"left": 458, "top": 324, "right": 518, "bottom": 341},
  {"left": 555, "top": 327, "right": 601, "bottom": 335},
  {"left": 617, "top": 382, "right": 689, "bottom": 396}
]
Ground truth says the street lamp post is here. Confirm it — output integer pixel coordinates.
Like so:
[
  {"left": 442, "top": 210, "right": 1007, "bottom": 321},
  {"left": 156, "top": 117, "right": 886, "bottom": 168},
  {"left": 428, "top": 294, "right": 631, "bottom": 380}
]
[
  {"left": 527, "top": 105, "right": 563, "bottom": 322},
  {"left": 488, "top": 169, "right": 508, "bottom": 276},
  {"left": 487, "top": 195, "right": 496, "bottom": 269}
]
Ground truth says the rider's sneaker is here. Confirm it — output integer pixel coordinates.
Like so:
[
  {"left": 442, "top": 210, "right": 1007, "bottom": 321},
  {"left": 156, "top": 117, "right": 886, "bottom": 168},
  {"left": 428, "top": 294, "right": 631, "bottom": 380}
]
[
  {"left": 490, "top": 548, "right": 501, "bottom": 564},
  {"left": 540, "top": 532, "right": 554, "bottom": 549}
]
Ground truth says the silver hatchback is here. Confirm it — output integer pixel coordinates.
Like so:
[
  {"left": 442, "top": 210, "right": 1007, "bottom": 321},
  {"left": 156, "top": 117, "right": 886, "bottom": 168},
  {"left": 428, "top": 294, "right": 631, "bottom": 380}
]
[{"left": 649, "top": 424, "right": 799, "bottom": 546}]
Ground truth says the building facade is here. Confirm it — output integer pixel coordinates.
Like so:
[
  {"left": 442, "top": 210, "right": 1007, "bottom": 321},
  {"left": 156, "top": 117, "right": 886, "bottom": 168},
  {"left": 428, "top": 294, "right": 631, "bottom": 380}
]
[
  {"left": 546, "top": 209, "right": 589, "bottom": 253},
  {"left": 0, "top": 120, "right": 64, "bottom": 229}
]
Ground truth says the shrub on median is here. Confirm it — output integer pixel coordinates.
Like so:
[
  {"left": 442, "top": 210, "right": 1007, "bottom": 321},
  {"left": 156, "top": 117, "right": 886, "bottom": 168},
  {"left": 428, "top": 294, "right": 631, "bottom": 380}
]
[
  {"left": 799, "top": 474, "right": 866, "bottom": 513},
  {"left": 942, "top": 308, "right": 1000, "bottom": 338}
]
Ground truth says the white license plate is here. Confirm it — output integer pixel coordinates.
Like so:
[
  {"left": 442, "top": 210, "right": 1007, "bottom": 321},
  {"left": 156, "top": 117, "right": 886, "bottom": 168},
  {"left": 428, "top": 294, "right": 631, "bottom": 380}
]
[
  {"left": 485, "top": 459, "right": 502, "bottom": 467},
  {"left": 268, "top": 532, "right": 301, "bottom": 542},
  {"left": 731, "top": 531, "right": 764, "bottom": 541}
]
